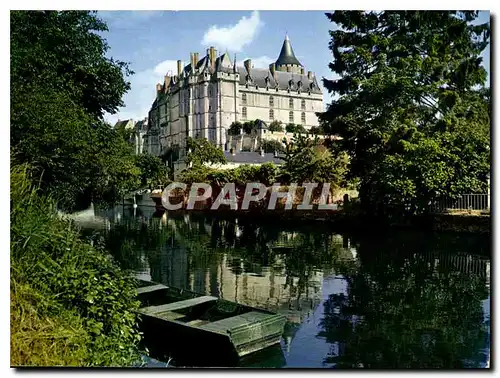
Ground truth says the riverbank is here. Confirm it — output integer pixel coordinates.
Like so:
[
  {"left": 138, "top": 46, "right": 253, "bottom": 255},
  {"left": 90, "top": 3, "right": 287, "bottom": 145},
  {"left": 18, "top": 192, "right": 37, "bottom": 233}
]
[{"left": 155, "top": 207, "right": 490, "bottom": 234}]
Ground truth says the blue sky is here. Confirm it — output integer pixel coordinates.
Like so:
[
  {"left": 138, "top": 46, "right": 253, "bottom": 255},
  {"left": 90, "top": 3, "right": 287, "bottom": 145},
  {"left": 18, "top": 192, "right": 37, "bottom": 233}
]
[{"left": 98, "top": 10, "right": 491, "bottom": 125}]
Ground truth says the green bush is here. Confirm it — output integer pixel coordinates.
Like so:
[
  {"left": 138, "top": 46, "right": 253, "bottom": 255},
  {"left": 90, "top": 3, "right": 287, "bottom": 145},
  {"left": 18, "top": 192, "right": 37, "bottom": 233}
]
[
  {"left": 261, "top": 139, "right": 285, "bottom": 154},
  {"left": 11, "top": 164, "right": 142, "bottom": 367},
  {"left": 268, "top": 121, "right": 284, "bottom": 132}
]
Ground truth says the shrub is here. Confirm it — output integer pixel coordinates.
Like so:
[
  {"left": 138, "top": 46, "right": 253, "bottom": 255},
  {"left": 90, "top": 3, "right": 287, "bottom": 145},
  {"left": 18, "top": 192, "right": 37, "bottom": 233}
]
[
  {"left": 261, "top": 139, "right": 285, "bottom": 154},
  {"left": 268, "top": 121, "right": 284, "bottom": 132},
  {"left": 11, "top": 164, "right": 142, "bottom": 367}
]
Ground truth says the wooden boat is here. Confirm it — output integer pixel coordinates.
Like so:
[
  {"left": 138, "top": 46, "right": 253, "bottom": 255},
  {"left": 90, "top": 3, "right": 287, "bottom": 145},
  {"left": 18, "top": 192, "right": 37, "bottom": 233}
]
[{"left": 135, "top": 279, "right": 286, "bottom": 364}]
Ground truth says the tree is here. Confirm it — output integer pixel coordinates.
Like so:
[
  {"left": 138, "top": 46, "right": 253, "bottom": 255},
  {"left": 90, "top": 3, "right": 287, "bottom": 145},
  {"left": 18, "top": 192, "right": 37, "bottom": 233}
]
[
  {"left": 134, "top": 153, "right": 168, "bottom": 188},
  {"left": 261, "top": 139, "right": 285, "bottom": 154},
  {"left": 185, "top": 137, "right": 227, "bottom": 167},
  {"left": 281, "top": 135, "right": 348, "bottom": 187},
  {"left": 10, "top": 11, "right": 137, "bottom": 211},
  {"left": 285, "top": 123, "right": 297, "bottom": 133},
  {"left": 228, "top": 121, "right": 242, "bottom": 136},
  {"left": 318, "top": 11, "right": 491, "bottom": 217},
  {"left": 243, "top": 120, "right": 259, "bottom": 134},
  {"left": 309, "top": 126, "right": 324, "bottom": 135},
  {"left": 268, "top": 120, "right": 284, "bottom": 132},
  {"left": 295, "top": 124, "right": 307, "bottom": 133},
  {"left": 11, "top": 11, "right": 132, "bottom": 120}
]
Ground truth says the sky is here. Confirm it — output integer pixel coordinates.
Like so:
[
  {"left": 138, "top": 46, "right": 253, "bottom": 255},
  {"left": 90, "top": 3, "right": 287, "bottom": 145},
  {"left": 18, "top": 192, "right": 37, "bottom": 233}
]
[{"left": 98, "top": 10, "right": 491, "bottom": 125}]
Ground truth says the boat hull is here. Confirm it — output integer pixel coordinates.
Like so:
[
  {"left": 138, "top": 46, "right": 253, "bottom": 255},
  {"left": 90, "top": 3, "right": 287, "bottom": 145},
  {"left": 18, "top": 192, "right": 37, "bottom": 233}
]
[{"left": 135, "top": 280, "right": 286, "bottom": 366}]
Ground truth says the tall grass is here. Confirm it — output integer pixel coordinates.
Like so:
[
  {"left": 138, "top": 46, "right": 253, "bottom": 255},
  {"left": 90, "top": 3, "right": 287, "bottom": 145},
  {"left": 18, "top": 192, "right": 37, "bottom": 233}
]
[{"left": 10, "top": 164, "right": 142, "bottom": 367}]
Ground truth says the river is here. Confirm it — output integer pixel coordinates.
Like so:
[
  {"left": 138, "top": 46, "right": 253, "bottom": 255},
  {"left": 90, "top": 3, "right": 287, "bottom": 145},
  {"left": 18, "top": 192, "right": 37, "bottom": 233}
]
[{"left": 83, "top": 205, "right": 490, "bottom": 368}]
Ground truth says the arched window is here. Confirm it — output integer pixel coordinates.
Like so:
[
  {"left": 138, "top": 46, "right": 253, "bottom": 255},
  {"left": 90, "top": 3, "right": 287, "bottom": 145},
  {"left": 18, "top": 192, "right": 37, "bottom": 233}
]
[
  {"left": 289, "top": 111, "right": 294, "bottom": 123},
  {"left": 269, "top": 96, "right": 274, "bottom": 107},
  {"left": 301, "top": 112, "right": 306, "bottom": 124},
  {"left": 301, "top": 99, "right": 306, "bottom": 110},
  {"left": 242, "top": 93, "right": 247, "bottom": 105},
  {"left": 289, "top": 97, "right": 294, "bottom": 109},
  {"left": 269, "top": 109, "right": 274, "bottom": 120},
  {"left": 242, "top": 107, "right": 247, "bottom": 119}
]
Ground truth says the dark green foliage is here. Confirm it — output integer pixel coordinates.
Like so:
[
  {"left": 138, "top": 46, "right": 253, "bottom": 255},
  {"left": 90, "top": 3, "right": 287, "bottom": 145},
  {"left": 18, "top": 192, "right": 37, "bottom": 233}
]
[
  {"left": 10, "top": 11, "right": 132, "bottom": 120},
  {"left": 285, "top": 123, "right": 296, "bottom": 133},
  {"left": 309, "top": 126, "right": 325, "bottom": 135},
  {"left": 319, "top": 11, "right": 490, "bottom": 217},
  {"left": 228, "top": 121, "right": 243, "bottom": 136},
  {"left": 134, "top": 153, "right": 168, "bottom": 187},
  {"left": 281, "top": 135, "right": 348, "bottom": 186},
  {"left": 11, "top": 165, "right": 142, "bottom": 366},
  {"left": 185, "top": 137, "right": 227, "bottom": 167},
  {"left": 295, "top": 124, "right": 307, "bottom": 133},
  {"left": 244, "top": 120, "right": 264, "bottom": 135},
  {"left": 261, "top": 139, "right": 285, "bottom": 154},
  {"left": 10, "top": 11, "right": 138, "bottom": 211},
  {"left": 268, "top": 120, "right": 284, "bottom": 132}
]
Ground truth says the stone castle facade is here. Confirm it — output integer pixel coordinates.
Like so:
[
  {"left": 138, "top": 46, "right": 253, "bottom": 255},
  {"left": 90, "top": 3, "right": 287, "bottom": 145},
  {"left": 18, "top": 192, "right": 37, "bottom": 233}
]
[{"left": 144, "top": 35, "right": 324, "bottom": 159}]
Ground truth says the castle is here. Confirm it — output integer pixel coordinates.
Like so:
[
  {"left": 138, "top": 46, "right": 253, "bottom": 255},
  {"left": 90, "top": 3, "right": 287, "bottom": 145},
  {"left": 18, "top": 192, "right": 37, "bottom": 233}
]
[{"left": 143, "top": 34, "right": 324, "bottom": 161}]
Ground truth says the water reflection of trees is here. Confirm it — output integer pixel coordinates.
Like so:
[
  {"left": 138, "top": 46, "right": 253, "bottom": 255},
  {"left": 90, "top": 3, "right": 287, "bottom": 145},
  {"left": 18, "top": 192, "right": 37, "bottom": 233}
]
[{"left": 319, "top": 233, "right": 490, "bottom": 368}]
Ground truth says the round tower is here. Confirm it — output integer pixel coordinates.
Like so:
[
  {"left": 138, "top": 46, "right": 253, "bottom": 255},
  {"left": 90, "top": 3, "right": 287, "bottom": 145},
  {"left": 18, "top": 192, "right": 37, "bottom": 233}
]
[{"left": 275, "top": 34, "right": 303, "bottom": 74}]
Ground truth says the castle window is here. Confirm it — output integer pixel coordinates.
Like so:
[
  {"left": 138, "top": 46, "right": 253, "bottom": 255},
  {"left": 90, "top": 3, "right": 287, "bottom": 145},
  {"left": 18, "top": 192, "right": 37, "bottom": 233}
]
[
  {"left": 242, "top": 93, "right": 247, "bottom": 105},
  {"left": 301, "top": 112, "right": 306, "bottom": 124},
  {"left": 269, "top": 96, "right": 274, "bottom": 107},
  {"left": 289, "top": 111, "right": 294, "bottom": 123},
  {"left": 301, "top": 99, "right": 306, "bottom": 110},
  {"left": 242, "top": 107, "right": 247, "bottom": 119},
  {"left": 289, "top": 98, "right": 294, "bottom": 109},
  {"left": 269, "top": 109, "right": 274, "bottom": 120}
]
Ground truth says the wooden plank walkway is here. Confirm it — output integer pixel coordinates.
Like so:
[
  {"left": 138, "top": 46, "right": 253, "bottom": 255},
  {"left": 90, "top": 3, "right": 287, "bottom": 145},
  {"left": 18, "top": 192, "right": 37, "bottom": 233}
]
[
  {"left": 199, "top": 311, "right": 271, "bottom": 334},
  {"left": 140, "top": 296, "right": 218, "bottom": 315}
]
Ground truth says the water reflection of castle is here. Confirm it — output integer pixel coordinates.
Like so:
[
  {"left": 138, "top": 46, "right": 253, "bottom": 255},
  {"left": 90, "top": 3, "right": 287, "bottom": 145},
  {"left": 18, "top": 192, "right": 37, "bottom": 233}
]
[
  {"left": 137, "top": 217, "right": 347, "bottom": 323},
  {"left": 141, "top": 245, "right": 326, "bottom": 322}
]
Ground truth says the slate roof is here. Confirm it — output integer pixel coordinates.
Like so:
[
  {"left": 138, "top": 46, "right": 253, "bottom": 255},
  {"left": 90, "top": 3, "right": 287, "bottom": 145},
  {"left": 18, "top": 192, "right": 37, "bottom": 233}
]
[
  {"left": 275, "top": 35, "right": 302, "bottom": 67},
  {"left": 236, "top": 66, "right": 322, "bottom": 94},
  {"left": 224, "top": 151, "right": 283, "bottom": 165}
]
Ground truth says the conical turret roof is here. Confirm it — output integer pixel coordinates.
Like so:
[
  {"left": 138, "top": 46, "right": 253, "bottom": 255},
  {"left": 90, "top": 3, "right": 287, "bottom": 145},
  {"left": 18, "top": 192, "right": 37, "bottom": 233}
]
[{"left": 275, "top": 34, "right": 302, "bottom": 67}]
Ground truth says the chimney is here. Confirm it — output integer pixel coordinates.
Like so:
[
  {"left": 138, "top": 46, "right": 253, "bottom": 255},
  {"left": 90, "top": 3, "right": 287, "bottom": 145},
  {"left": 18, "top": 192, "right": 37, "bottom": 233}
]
[
  {"left": 156, "top": 83, "right": 162, "bottom": 96},
  {"left": 269, "top": 63, "right": 276, "bottom": 79},
  {"left": 209, "top": 46, "right": 216, "bottom": 68},
  {"left": 300, "top": 67, "right": 305, "bottom": 75},
  {"left": 164, "top": 75, "right": 171, "bottom": 90},
  {"left": 177, "top": 60, "right": 182, "bottom": 76},
  {"left": 244, "top": 59, "right": 252, "bottom": 75},
  {"left": 194, "top": 52, "right": 199, "bottom": 67},
  {"left": 307, "top": 71, "right": 313, "bottom": 80},
  {"left": 190, "top": 53, "right": 195, "bottom": 69}
]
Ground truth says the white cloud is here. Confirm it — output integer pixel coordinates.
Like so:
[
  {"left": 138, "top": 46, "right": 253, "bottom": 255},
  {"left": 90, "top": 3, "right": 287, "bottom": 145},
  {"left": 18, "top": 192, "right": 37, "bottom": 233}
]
[
  {"left": 237, "top": 55, "right": 274, "bottom": 69},
  {"left": 201, "top": 11, "right": 263, "bottom": 52},
  {"left": 104, "top": 59, "right": 179, "bottom": 125}
]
